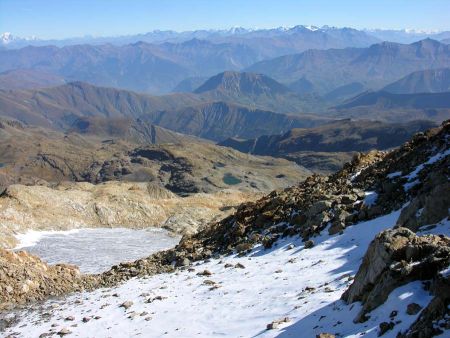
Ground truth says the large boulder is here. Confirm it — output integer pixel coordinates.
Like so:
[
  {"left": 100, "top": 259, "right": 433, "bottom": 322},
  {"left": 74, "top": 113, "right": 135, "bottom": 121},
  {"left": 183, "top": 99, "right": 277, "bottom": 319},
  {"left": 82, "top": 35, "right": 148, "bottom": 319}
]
[{"left": 342, "top": 228, "right": 450, "bottom": 323}]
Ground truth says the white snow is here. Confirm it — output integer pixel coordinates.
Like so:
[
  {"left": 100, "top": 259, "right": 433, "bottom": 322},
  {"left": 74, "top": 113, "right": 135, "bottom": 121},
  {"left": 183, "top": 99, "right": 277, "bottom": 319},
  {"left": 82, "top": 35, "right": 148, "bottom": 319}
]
[
  {"left": 7, "top": 209, "right": 435, "bottom": 338},
  {"left": 404, "top": 149, "right": 450, "bottom": 182},
  {"left": 14, "top": 229, "right": 81, "bottom": 249},
  {"left": 401, "top": 149, "right": 450, "bottom": 192},
  {"left": 350, "top": 170, "right": 361, "bottom": 181},
  {"left": 417, "top": 217, "right": 450, "bottom": 236},
  {"left": 363, "top": 191, "right": 378, "bottom": 207},
  {"left": 387, "top": 171, "right": 402, "bottom": 179}
]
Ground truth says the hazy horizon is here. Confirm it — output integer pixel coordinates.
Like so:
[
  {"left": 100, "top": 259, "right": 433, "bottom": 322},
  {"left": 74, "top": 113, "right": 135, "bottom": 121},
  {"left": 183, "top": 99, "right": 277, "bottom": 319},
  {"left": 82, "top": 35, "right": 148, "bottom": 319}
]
[{"left": 1, "top": 0, "right": 450, "bottom": 40}]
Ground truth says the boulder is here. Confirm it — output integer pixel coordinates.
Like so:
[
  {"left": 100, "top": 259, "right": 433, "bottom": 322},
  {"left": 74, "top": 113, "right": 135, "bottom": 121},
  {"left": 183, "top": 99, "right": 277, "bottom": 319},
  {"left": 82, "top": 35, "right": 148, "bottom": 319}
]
[
  {"left": 342, "top": 228, "right": 450, "bottom": 323},
  {"left": 309, "top": 200, "right": 332, "bottom": 216},
  {"left": 304, "top": 240, "right": 315, "bottom": 249},
  {"left": 406, "top": 303, "right": 422, "bottom": 315},
  {"left": 328, "top": 222, "right": 345, "bottom": 235},
  {"left": 378, "top": 321, "right": 395, "bottom": 336}
]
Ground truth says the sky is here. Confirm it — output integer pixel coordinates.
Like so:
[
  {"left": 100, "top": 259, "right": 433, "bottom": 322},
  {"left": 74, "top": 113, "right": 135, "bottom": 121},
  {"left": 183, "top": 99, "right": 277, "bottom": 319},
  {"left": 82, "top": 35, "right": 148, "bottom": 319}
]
[{"left": 1, "top": 0, "right": 450, "bottom": 39}]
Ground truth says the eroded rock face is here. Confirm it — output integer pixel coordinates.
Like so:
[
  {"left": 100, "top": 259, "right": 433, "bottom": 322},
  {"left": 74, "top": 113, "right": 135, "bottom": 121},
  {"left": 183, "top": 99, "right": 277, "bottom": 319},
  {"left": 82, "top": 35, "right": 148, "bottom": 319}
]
[{"left": 342, "top": 228, "right": 450, "bottom": 323}]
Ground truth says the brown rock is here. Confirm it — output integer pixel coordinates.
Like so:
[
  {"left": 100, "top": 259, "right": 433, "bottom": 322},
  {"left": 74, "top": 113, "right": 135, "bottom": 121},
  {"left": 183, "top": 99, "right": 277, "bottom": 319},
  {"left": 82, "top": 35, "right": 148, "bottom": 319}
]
[
  {"left": 379, "top": 321, "right": 394, "bottom": 336},
  {"left": 406, "top": 303, "right": 422, "bottom": 315},
  {"left": 57, "top": 328, "right": 72, "bottom": 336},
  {"left": 304, "top": 240, "right": 314, "bottom": 249},
  {"left": 197, "top": 270, "right": 212, "bottom": 276},
  {"left": 316, "top": 334, "right": 335, "bottom": 338},
  {"left": 119, "top": 301, "right": 133, "bottom": 309}
]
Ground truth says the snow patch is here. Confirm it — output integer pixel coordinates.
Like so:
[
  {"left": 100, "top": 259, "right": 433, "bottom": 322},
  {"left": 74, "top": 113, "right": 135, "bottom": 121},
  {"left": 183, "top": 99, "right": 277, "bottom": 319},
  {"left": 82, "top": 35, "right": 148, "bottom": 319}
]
[
  {"left": 14, "top": 229, "right": 81, "bottom": 250},
  {"left": 404, "top": 149, "right": 450, "bottom": 182},
  {"left": 364, "top": 191, "right": 378, "bottom": 207},
  {"left": 387, "top": 171, "right": 402, "bottom": 179}
]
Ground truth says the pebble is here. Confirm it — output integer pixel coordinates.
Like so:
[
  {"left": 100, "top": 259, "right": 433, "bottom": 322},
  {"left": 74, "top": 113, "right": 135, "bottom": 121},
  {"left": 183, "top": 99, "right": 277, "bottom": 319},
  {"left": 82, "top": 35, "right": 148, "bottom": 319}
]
[{"left": 119, "top": 301, "right": 133, "bottom": 309}]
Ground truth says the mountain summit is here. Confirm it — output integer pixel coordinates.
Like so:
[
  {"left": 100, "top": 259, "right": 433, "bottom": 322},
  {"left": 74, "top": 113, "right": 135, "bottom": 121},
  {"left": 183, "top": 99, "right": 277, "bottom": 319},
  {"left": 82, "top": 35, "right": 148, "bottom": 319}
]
[{"left": 194, "top": 71, "right": 291, "bottom": 96}]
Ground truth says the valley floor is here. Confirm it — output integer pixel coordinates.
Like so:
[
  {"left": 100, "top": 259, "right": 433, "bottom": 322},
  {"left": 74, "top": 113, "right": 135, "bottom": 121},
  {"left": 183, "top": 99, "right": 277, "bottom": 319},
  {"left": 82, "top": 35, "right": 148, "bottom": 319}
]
[{"left": 3, "top": 209, "right": 445, "bottom": 338}]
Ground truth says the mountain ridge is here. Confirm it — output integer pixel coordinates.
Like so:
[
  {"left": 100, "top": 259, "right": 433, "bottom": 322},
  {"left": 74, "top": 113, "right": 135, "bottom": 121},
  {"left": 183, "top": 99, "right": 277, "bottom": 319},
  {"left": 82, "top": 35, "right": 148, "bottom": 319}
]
[
  {"left": 246, "top": 39, "right": 450, "bottom": 95},
  {"left": 383, "top": 68, "right": 450, "bottom": 94}
]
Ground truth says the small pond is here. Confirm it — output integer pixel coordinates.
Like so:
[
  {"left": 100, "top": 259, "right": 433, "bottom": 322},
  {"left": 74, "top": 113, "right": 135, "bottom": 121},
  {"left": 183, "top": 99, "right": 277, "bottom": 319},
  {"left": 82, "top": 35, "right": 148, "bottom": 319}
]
[{"left": 222, "top": 173, "right": 242, "bottom": 185}]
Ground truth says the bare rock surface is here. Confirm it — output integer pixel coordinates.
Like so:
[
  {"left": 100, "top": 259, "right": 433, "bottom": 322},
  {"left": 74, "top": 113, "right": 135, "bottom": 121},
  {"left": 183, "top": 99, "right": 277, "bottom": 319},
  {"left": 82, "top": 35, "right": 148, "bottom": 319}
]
[{"left": 342, "top": 228, "right": 450, "bottom": 322}]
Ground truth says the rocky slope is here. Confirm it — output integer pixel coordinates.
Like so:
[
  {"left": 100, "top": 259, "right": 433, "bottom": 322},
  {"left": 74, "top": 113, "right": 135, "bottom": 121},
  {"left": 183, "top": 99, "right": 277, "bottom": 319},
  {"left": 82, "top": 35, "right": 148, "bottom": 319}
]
[{"left": 1, "top": 121, "right": 449, "bottom": 337}]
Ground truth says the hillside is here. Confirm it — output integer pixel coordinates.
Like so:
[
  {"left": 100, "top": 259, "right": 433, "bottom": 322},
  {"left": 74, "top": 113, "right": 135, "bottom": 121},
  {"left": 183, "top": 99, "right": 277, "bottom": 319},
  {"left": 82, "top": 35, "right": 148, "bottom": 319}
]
[
  {"left": 332, "top": 91, "right": 450, "bottom": 122},
  {"left": 219, "top": 119, "right": 436, "bottom": 173},
  {"left": 193, "top": 71, "right": 324, "bottom": 113},
  {"left": 2, "top": 120, "right": 448, "bottom": 338},
  {"left": 172, "top": 76, "right": 209, "bottom": 92},
  {"left": 246, "top": 39, "right": 450, "bottom": 95},
  {"left": 141, "top": 101, "right": 329, "bottom": 141},
  {"left": 383, "top": 68, "right": 450, "bottom": 94},
  {"left": 0, "top": 69, "right": 66, "bottom": 90},
  {"left": 0, "top": 82, "right": 330, "bottom": 141},
  {"left": 0, "top": 118, "right": 310, "bottom": 193},
  {"left": 0, "top": 81, "right": 202, "bottom": 130}
]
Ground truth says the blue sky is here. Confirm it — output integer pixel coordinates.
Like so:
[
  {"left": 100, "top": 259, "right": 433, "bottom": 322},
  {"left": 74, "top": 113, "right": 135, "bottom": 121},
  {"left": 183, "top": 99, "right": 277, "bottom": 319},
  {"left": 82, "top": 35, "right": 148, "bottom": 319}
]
[{"left": 1, "top": 0, "right": 449, "bottom": 39}]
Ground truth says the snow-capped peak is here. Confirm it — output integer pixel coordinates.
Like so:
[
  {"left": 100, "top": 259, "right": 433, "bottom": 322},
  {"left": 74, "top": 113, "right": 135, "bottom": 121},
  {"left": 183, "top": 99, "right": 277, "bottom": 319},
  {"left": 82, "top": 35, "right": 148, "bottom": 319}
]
[
  {"left": 305, "top": 25, "right": 319, "bottom": 31},
  {"left": 1, "top": 32, "right": 14, "bottom": 44},
  {"left": 1, "top": 32, "right": 38, "bottom": 45}
]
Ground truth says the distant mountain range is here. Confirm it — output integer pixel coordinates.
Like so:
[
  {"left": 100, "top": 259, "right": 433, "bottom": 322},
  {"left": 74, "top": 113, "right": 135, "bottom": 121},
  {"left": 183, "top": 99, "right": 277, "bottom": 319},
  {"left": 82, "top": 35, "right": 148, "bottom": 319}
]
[
  {"left": 0, "top": 40, "right": 260, "bottom": 94},
  {"left": 247, "top": 39, "right": 450, "bottom": 96},
  {"left": 363, "top": 29, "right": 450, "bottom": 43},
  {"left": 0, "top": 38, "right": 449, "bottom": 97},
  {"left": 383, "top": 68, "right": 450, "bottom": 94},
  {"left": 1, "top": 26, "right": 379, "bottom": 50},
  {"left": 3, "top": 26, "right": 450, "bottom": 49}
]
